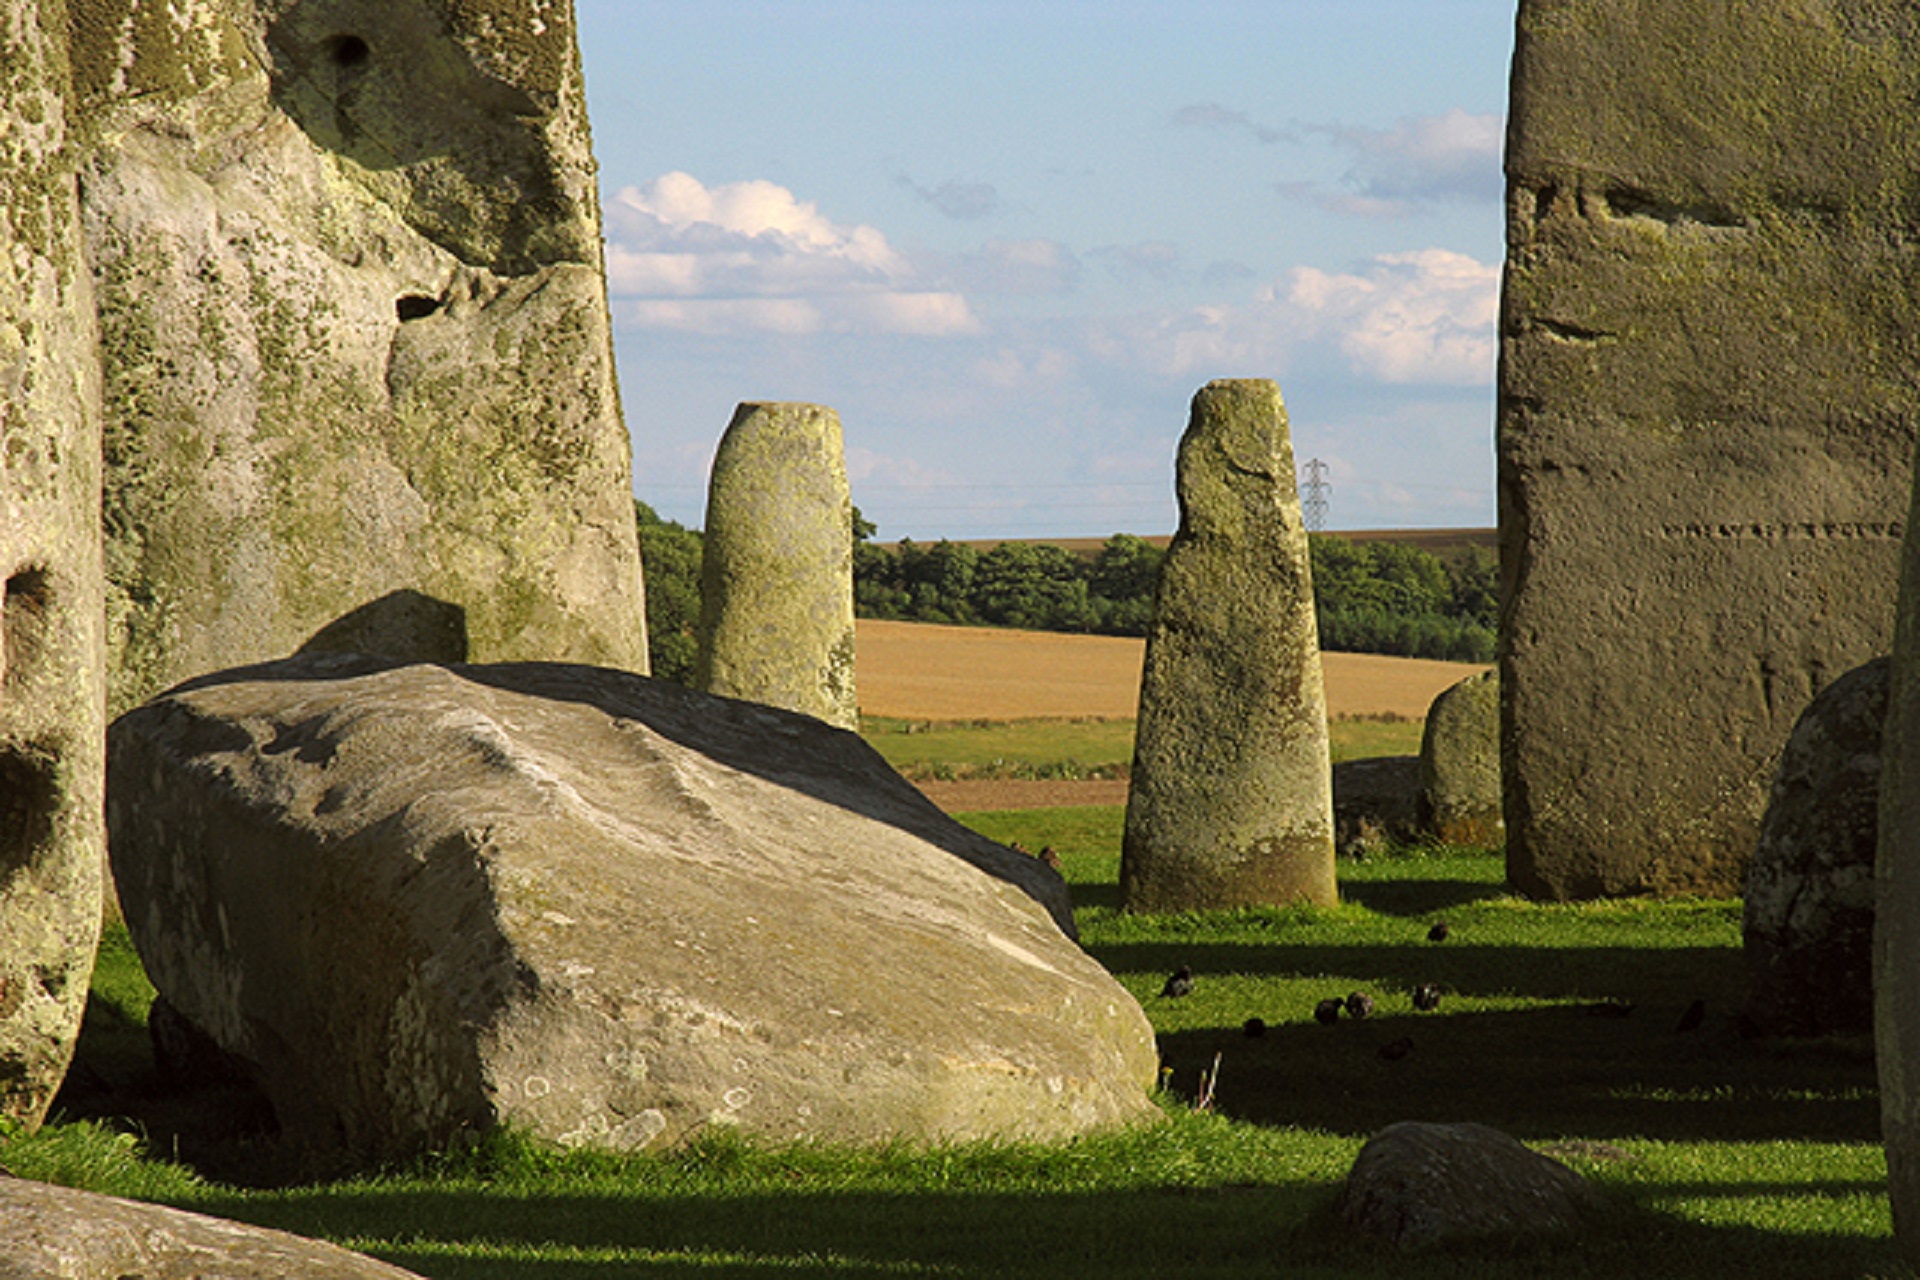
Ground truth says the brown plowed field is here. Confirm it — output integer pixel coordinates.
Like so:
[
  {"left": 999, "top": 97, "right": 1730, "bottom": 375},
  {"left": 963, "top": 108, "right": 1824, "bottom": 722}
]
[{"left": 856, "top": 618, "right": 1489, "bottom": 722}]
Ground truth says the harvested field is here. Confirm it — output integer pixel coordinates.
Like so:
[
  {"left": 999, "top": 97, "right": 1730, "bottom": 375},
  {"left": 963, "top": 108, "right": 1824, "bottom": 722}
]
[{"left": 856, "top": 618, "right": 1489, "bottom": 722}]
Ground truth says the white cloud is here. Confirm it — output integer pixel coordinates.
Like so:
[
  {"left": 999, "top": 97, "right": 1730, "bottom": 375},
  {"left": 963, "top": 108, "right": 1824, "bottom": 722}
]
[
  {"left": 1285, "top": 109, "right": 1504, "bottom": 216},
  {"left": 604, "top": 172, "right": 980, "bottom": 336},
  {"left": 1089, "top": 248, "right": 1497, "bottom": 387},
  {"left": 1172, "top": 102, "right": 1291, "bottom": 144},
  {"left": 953, "top": 238, "right": 1082, "bottom": 296}
]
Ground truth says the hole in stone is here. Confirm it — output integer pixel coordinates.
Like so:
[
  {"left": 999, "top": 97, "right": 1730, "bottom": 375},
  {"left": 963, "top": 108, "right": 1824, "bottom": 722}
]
[
  {"left": 4, "top": 566, "right": 52, "bottom": 690},
  {"left": 0, "top": 744, "right": 58, "bottom": 886},
  {"left": 395, "top": 294, "right": 441, "bottom": 322},
  {"left": 327, "top": 34, "right": 371, "bottom": 68}
]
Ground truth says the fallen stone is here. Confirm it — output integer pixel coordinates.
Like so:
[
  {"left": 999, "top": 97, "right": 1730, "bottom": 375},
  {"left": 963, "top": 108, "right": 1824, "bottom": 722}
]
[
  {"left": 0, "top": 0, "right": 106, "bottom": 1131},
  {"left": 698, "top": 402, "right": 858, "bottom": 729},
  {"left": 107, "top": 655, "right": 1158, "bottom": 1162},
  {"left": 0, "top": 1177, "right": 426, "bottom": 1279},
  {"left": 1338, "top": 1121, "right": 1602, "bottom": 1249},
  {"left": 1418, "top": 670, "right": 1501, "bottom": 846},
  {"left": 1502, "top": 0, "right": 1919, "bottom": 898},
  {"left": 1744, "top": 658, "right": 1885, "bottom": 1037},
  {"left": 1121, "top": 380, "right": 1336, "bottom": 911},
  {"left": 1332, "top": 757, "right": 1422, "bottom": 858}
]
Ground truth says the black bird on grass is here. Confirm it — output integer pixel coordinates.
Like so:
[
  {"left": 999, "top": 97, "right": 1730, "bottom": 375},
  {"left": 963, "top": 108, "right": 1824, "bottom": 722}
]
[
  {"left": 1345, "top": 991, "right": 1375, "bottom": 1019},
  {"left": 1378, "top": 1036, "right": 1415, "bottom": 1061},
  {"left": 1243, "top": 1017, "right": 1267, "bottom": 1038},
  {"left": 1675, "top": 998, "right": 1707, "bottom": 1033},
  {"left": 1160, "top": 965, "right": 1195, "bottom": 998},
  {"left": 1427, "top": 920, "right": 1451, "bottom": 942},
  {"left": 1412, "top": 983, "right": 1442, "bottom": 1012},
  {"left": 1314, "top": 997, "right": 1344, "bottom": 1025}
]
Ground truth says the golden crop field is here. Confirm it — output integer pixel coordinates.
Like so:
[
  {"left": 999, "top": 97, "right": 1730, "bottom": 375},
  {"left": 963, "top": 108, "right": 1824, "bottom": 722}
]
[{"left": 855, "top": 618, "right": 1490, "bottom": 723}]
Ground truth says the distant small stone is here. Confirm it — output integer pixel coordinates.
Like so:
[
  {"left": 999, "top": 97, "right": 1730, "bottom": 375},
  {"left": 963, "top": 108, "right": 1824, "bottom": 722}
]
[
  {"left": 1314, "top": 998, "right": 1344, "bottom": 1025},
  {"left": 1345, "top": 992, "right": 1375, "bottom": 1019},
  {"left": 1412, "top": 984, "right": 1442, "bottom": 1012},
  {"left": 1160, "top": 966, "right": 1195, "bottom": 998}
]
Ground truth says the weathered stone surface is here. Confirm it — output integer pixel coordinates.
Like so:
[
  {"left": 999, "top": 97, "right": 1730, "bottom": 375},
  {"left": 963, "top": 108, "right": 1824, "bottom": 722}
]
[
  {"left": 1332, "top": 756, "right": 1421, "bottom": 859},
  {"left": 69, "top": 0, "right": 647, "bottom": 716},
  {"left": 0, "top": 0, "right": 106, "bottom": 1131},
  {"left": 0, "top": 1177, "right": 427, "bottom": 1279},
  {"left": 1120, "top": 379, "right": 1335, "bottom": 911},
  {"left": 107, "top": 654, "right": 1158, "bottom": 1161},
  {"left": 1878, "top": 460, "right": 1920, "bottom": 1263},
  {"left": 1502, "top": 1, "right": 1920, "bottom": 898},
  {"left": 1338, "top": 1121, "right": 1602, "bottom": 1249},
  {"left": 1745, "top": 657, "right": 1884, "bottom": 1038},
  {"left": 1418, "top": 671, "right": 1501, "bottom": 846},
  {"left": 697, "top": 402, "right": 857, "bottom": 729}
]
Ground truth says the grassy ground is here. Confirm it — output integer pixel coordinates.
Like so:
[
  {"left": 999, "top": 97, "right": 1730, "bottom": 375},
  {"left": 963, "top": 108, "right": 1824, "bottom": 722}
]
[
  {"left": 8, "top": 809, "right": 1895, "bottom": 1278},
  {"left": 860, "top": 716, "right": 1424, "bottom": 780}
]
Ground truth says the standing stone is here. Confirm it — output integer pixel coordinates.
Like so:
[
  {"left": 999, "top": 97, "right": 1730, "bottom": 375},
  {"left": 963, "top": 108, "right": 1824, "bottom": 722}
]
[
  {"left": 697, "top": 402, "right": 857, "bottom": 729},
  {"left": 1502, "top": 0, "right": 1920, "bottom": 898},
  {"left": 69, "top": 0, "right": 648, "bottom": 716},
  {"left": 1879, "top": 464, "right": 1920, "bottom": 1263},
  {"left": 0, "top": 0, "right": 106, "bottom": 1130},
  {"left": 1120, "top": 380, "right": 1335, "bottom": 912},
  {"left": 1418, "top": 669, "right": 1501, "bottom": 846}
]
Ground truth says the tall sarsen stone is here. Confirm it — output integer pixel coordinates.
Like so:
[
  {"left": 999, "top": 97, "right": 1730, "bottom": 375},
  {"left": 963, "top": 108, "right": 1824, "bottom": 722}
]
[
  {"left": 1501, "top": 0, "right": 1920, "bottom": 898},
  {"left": 697, "top": 402, "right": 857, "bottom": 730},
  {"left": 0, "top": 0, "right": 106, "bottom": 1131},
  {"left": 1120, "top": 380, "right": 1335, "bottom": 912}
]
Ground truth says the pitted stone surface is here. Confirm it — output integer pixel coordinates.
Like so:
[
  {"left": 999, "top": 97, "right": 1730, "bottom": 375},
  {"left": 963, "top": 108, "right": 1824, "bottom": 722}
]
[
  {"left": 1745, "top": 657, "right": 1884, "bottom": 1037},
  {"left": 1339, "top": 1121, "right": 1602, "bottom": 1249},
  {"left": 697, "top": 402, "right": 858, "bottom": 729},
  {"left": 1120, "top": 380, "right": 1335, "bottom": 911},
  {"left": 0, "top": 0, "right": 106, "bottom": 1131},
  {"left": 1502, "top": 0, "right": 1920, "bottom": 898},
  {"left": 108, "top": 655, "right": 1158, "bottom": 1162},
  {"left": 1419, "top": 670, "right": 1500, "bottom": 846}
]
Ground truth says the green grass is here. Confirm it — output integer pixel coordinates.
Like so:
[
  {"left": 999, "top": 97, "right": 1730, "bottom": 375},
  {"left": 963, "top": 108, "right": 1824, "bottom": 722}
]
[
  {"left": 859, "top": 716, "right": 1423, "bottom": 780},
  {"left": 5, "top": 816, "right": 1896, "bottom": 1278}
]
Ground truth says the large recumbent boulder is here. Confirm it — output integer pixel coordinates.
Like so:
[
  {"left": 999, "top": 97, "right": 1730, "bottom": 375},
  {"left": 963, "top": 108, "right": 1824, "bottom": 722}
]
[{"left": 106, "top": 655, "right": 1157, "bottom": 1160}]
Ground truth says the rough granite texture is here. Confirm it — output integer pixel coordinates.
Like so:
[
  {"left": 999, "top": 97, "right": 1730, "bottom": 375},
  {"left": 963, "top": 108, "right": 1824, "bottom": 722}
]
[
  {"left": 68, "top": 0, "right": 646, "bottom": 716},
  {"left": 0, "top": 1177, "right": 428, "bottom": 1279},
  {"left": 1418, "top": 670, "right": 1501, "bottom": 846},
  {"left": 1502, "top": 0, "right": 1920, "bottom": 898},
  {"left": 1745, "top": 657, "right": 1884, "bottom": 1038},
  {"left": 107, "top": 655, "right": 1158, "bottom": 1162},
  {"left": 1120, "top": 380, "right": 1336, "bottom": 912},
  {"left": 0, "top": 0, "right": 107, "bottom": 1131},
  {"left": 1339, "top": 1121, "right": 1602, "bottom": 1249},
  {"left": 697, "top": 402, "right": 858, "bottom": 729}
]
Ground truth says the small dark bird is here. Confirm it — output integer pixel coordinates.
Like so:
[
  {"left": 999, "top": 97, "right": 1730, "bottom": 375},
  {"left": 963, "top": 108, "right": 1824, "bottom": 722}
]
[
  {"left": 1160, "top": 966, "right": 1195, "bottom": 998},
  {"left": 1675, "top": 998, "right": 1707, "bottom": 1033},
  {"left": 1412, "top": 983, "right": 1442, "bottom": 1012},
  {"left": 1378, "top": 1036, "right": 1415, "bottom": 1061},
  {"left": 1427, "top": 920, "right": 1451, "bottom": 942},
  {"left": 1345, "top": 991, "right": 1375, "bottom": 1019},
  {"left": 1243, "top": 1016, "right": 1267, "bottom": 1038},
  {"left": 1585, "top": 1000, "right": 1634, "bottom": 1018},
  {"left": 1314, "top": 997, "right": 1344, "bottom": 1025},
  {"left": 1039, "top": 845, "right": 1063, "bottom": 871}
]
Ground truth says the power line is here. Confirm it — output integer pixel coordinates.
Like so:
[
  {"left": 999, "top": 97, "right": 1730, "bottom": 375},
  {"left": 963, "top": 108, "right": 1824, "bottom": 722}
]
[{"left": 1301, "top": 457, "right": 1331, "bottom": 533}]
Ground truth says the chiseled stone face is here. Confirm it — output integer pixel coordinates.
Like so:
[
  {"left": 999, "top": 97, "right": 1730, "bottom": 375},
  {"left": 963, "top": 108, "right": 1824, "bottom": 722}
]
[
  {"left": 0, "top": 0, "right": 106, "bottom": 1132},
  {"left": 1501, "top": 0, "right": 1920, "bottom": 899},
  {"left": 1120, "top": 379, "right": 1336, "bottom": 912},
  {"left": 697, "top": 402, "right": 858, "bottom": 730},
  {"left": 1419, "top": 670, "right": 1501, "bottom": 847},
  {"left": 69, "top": 0, "right": 646, "bottom": 716}
]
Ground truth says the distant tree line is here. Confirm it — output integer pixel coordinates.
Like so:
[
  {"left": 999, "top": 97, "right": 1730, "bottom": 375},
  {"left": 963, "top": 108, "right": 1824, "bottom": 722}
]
[{"left": 635, "top": 500, "right": 1497, "bottom": 681}]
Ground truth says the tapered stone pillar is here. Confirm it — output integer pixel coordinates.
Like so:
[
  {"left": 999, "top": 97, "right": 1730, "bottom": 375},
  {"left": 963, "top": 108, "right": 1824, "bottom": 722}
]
[
  {"left": 1120, "top": 380, "right": 1335, "bottom": 912},
  {"left": 697, "top": 402, "right": 858, "bottom": 729}
]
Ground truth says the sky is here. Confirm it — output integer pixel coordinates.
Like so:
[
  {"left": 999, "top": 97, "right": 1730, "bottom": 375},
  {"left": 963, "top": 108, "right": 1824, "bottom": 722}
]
[{"left": 575, "top": 1, "right": 1518, "bottom": 539}]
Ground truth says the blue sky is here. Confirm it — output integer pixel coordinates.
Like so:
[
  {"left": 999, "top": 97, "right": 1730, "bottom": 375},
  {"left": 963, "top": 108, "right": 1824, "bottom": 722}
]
[{"left": 576, "top": 1, "right": 1517, "bottom": 538}]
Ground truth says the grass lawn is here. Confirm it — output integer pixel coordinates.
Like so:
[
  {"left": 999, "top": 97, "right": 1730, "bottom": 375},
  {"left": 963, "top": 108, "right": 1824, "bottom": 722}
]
[
  {"left": 860, "top": 716, "right": 1424, "bottom": 780},
  {"left": 5, "top": 812, "right": 1895, "bottom": 1278}
]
